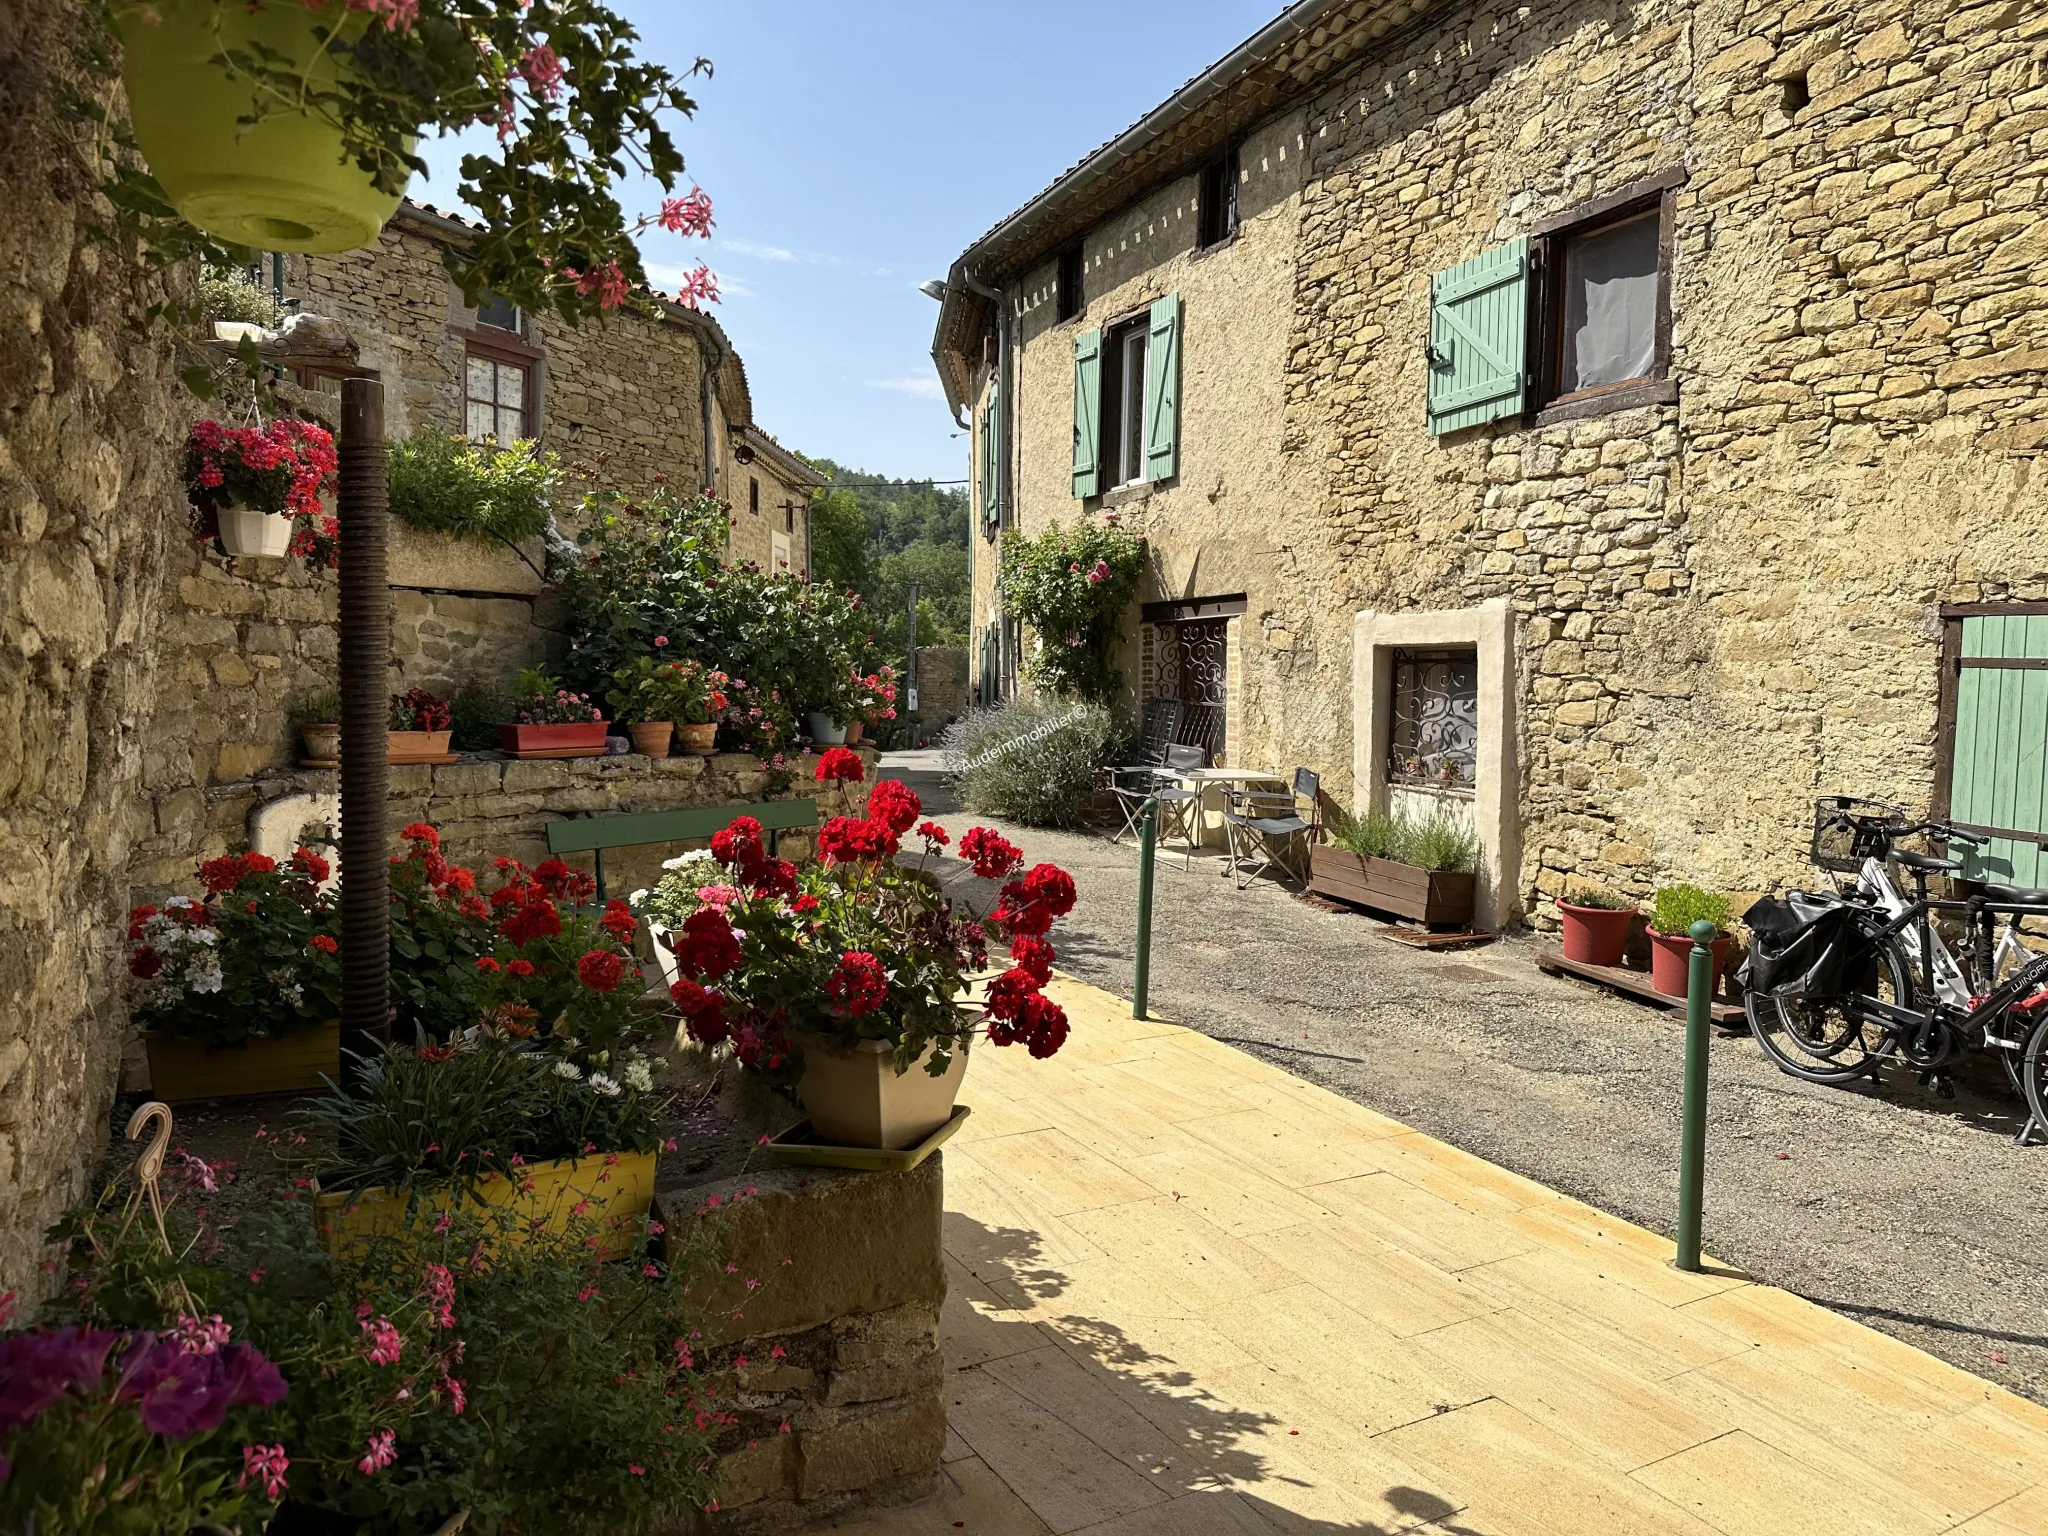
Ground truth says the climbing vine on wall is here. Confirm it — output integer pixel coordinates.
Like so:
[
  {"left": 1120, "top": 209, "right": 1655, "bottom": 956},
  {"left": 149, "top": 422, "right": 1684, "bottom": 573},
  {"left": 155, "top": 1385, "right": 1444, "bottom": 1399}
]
[{"left": 997, "top": 520, "right": 1146, "bottom": 700}]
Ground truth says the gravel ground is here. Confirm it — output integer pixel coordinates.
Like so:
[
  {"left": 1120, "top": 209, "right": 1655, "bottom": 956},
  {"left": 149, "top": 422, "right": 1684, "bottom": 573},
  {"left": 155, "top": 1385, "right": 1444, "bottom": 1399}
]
[{"left": 883, "top": 751, "right": 2048, "bottom": 1408}]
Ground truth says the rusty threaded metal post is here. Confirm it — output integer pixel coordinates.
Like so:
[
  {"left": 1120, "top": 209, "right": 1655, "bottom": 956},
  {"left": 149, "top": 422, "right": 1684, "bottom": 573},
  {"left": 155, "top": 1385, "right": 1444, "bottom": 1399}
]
[{"left": 338, "top": 378, "right": 390, "bottom": 1087}]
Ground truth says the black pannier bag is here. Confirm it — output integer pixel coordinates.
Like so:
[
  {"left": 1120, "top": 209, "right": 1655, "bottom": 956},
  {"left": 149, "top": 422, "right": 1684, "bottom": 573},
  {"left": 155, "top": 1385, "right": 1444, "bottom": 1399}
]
[{"left": 1737, "top": 894, "right": 1882, "bottom": 999}]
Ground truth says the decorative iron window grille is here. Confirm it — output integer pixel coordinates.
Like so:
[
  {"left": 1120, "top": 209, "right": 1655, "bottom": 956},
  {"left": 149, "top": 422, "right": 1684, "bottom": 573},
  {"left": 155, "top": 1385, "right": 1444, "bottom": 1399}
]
[{"left": 1388, "top": 647, "right": 1478, "bottom": 793}]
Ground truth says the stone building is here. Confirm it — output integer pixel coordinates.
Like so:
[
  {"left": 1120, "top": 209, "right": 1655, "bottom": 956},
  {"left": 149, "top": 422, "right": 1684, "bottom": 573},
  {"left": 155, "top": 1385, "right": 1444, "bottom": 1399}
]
[{"left": 932, "top": 0, "right": 2048, "bottom": 930}]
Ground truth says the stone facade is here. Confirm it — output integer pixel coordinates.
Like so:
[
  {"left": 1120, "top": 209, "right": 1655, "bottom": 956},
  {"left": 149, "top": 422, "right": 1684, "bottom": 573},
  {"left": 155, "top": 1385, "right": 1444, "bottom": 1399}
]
[
  {"left": 0, "top": 0, "right": 189, "bottom": 1300},
  {"left": 910, "top": 644, "right": 970, "bottom": 738},
  {"left": 956, "top": 0, "right": 2048, "bottom": 925}
]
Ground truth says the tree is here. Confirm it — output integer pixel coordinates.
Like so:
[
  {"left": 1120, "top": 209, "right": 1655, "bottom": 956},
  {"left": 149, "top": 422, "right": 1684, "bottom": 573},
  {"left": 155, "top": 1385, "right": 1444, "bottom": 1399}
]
[
  {"left": 798, "top": 457, "right": 970, "bottom": 666},
  {"left": 807, "top": 487, "right": 871, "bottom": 594}
]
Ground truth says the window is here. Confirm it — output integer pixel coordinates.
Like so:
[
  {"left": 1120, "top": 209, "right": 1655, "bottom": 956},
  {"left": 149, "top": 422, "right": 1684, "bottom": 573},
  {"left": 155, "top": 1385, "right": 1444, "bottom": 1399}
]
[
  {"left": 1071, "top": 294, "right": 1180, "bottom": 497},
  {"left": 1425, "top": 169, "right": 1680, "bottom": 435},
  {"left": 1197, "top": 144, "right": 1240, "bottom": 249},
  {"left": 465, "top": 353, "right": 530, "bottom": 443},
  {"left": 772, "top": 530, "right": 792, "bottom": 574},
  {"left": 475, "top": 292, "right": 520, "bottom": 332},
  {"left": 1056, "top": 243, "right": 1085, "bottom": 322},
  {"left": 1388, "top": 648, "right": 1479, "bottom": 793},
  {"left": 1096, "top": 317, "right": 1150, "bottom": 489},
  {"left": 749, "top": 476, "right": 760, "bottom": 516}
]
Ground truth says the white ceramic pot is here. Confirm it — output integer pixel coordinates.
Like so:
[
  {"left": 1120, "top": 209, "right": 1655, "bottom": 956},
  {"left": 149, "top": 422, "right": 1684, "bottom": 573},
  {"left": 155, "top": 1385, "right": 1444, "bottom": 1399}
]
[
  {"left": 795, "top": 1034, "right": 968, "bottom": 1150},
  {"left": 646, "top": 921, "right": 680, "bottom": 991},
  {"left": 806, "top": 713, "right": 848, "bottom": 745},
  {"left": 217, "top": 505, "right": 294, "bottom": 558}
]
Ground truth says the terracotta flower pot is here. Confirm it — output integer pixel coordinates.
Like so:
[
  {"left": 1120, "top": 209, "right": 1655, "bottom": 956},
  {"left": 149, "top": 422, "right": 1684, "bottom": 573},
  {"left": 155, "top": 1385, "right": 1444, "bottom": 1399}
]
[
  {"left": 1647, "top": 928, "right": 1734, "bottom": 999},
  {"left": 845, "top": 720, "right": 864, "bottom": 745},
  {"left": 217, "top": 505, "right": 294, "bottom": 558},
  {"left": 796, "top": 1035, "right": 968, "bottom": 1151},
  {"left": 386, "top": 729, "right": 452, "bottom": 763},
  {"left": 1558, "top": 901, "right": 1634, "bottom": 967},
  {"left": 497, "top": 721, "right": 609, "bottom": 758},
  {"left": 627, "top": 721, "right": 674, "bottom": 757},
  {"left": 299, "top": 722, "right": 340, "bottom": 763},
  {"left": 677, "top": 722, "right": 718, "bottom": 754}
]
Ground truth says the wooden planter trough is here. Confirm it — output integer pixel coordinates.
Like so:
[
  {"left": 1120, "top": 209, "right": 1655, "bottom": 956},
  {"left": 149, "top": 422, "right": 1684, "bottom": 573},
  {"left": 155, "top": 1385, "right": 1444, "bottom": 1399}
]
[
  {"left": 145, "top": 1020, "right": 342, "bottom": 1102},
  {"left": 1308, "top": 846, "right": 1475, "bottom": 927}
]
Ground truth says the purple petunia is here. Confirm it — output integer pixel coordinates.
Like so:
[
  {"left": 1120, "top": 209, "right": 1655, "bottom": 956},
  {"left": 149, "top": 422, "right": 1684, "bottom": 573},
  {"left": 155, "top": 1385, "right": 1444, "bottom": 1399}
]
[{"left": 0, "top": 1326, "right": 120, "bottom": 1432}]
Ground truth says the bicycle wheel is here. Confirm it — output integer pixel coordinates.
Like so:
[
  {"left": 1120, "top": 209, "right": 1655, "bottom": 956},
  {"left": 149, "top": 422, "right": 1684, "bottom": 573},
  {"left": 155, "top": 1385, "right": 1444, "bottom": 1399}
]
[
  {"left": 1746, "top": 923, "right": 1909, "bottom": 1084},
  {"left": 2023, "top": 1012, "right": 2048, "bottom": 1137}
]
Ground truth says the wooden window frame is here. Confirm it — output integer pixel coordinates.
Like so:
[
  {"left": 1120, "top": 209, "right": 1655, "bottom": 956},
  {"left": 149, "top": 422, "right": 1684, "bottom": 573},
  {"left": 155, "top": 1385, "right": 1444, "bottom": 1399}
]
[
  {"left": 1096, "top": 312, "right": 1152, "bottom": 492},
  {"left": 1932, "top": 601, "right": 2048, "bottom": 849},
  {"left": 1056, "top": 243, "right": 1086, "bottom": 323},
  {"left": 457, "top": 324, "right": 543, "bottom": 442},
  {"left": 1527, "top": 167, "right": 1685, "bottom": 427},
  {"left": 1196, "top": 142, "right": 1241, "bottom": 252}
]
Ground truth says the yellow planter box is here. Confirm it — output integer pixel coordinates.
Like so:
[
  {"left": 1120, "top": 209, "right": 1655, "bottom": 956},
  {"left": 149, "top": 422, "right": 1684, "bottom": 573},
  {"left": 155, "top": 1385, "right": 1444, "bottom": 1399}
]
[
  {"left": 144, "top": 1020, "right": 341, "bottom": 1102},
  {"left": 313, "top": 1149, "right": 659, "bottom": 1263}
]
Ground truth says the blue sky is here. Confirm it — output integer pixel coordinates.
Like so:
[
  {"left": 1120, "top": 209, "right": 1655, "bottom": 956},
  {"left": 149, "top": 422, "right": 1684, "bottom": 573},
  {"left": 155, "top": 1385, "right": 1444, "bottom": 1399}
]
[{"left": 411, "top": 1, "right": 1284, "bottom": 484}]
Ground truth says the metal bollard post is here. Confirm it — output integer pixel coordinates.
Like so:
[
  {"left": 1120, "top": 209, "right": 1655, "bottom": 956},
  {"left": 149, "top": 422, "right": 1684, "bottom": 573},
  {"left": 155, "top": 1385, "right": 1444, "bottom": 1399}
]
[
  {"left": 1674, "top": 917, "right": 1717, "bottom": 1272},
  {"left": 1133, "top": 798, "right": 1158, "bottom": 1020}
]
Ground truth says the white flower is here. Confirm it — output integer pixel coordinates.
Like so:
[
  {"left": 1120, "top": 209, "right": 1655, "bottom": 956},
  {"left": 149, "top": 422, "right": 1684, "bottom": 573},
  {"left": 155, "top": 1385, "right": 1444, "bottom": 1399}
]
[
  {"left": 587, "top": 1072, "right": 621, "bottom": 1097},
  {"left": 662, "top": 849, "right": 715, "bottom": 872},
  {"left": 628, "top": 888, "right": 650, "bottom": 909},
  {"left": 553, "top": 1060, "right": 582, "bottom": 1080},
  {"left": 623, "top": 1060, "right": 653, "bottom": 1093},
  {"left": 188, "top": 954, "right": 224, "bottom": 994},
  {"left": 191, "top": 927, "right": 221, "bottom": 948}
]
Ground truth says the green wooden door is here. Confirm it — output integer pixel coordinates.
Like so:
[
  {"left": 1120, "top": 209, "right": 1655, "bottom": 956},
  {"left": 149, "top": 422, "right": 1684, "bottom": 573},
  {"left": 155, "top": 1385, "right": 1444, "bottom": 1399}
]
[{"left": 1950, "top": 614, "right": 2048, "bottom": 885}]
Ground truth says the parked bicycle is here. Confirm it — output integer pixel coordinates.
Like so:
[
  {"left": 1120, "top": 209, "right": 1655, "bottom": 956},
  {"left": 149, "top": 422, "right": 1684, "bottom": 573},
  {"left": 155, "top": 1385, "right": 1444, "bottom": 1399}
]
[{"left": 1741, "top": 797, "right": 2048, "bottom": 1137}]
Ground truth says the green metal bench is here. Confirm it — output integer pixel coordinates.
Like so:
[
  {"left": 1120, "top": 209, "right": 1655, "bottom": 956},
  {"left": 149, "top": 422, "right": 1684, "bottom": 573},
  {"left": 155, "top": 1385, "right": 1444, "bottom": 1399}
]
[{"left": 544, "top": 799, "right": 820, "bottom": 902}]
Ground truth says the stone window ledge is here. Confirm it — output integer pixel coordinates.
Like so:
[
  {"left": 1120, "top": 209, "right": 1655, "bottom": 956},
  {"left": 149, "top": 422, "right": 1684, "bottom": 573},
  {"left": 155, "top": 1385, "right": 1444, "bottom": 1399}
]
[{"left": 1532, "top": 376, "right": 1678, "bottom": 428}]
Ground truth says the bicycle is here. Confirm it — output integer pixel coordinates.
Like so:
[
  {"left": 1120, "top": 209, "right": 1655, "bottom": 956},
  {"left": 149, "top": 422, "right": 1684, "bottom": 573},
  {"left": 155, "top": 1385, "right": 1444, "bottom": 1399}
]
[{"left": 1744, "top": 798, "right": 2048, "bottom": 1129}]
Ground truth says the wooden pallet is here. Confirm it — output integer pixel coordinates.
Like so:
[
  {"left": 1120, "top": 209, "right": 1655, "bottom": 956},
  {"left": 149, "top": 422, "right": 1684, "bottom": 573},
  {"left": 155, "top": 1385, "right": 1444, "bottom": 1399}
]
[
  {"left": 1381, "top": 925, "right": 1496, "bottom": 951},
  {"left": 1534, "top": 947, "right": 1748, "bottom": 1027}
]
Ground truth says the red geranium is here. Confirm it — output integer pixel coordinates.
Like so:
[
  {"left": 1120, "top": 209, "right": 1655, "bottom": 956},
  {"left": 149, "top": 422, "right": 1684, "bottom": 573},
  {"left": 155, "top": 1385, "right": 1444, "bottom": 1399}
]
[
  {"left": 600, "top": 901, "right": 638, "bottom": 940},
  {"left": 1009, "top": 935, "right": 1055, "bottom": 985},
  {"left": 826, "top": 951, "right": 888, "bottom": 1017},
  {"left": 866, "top": 780, "right": 921, "bottom": 835},
  {"left": 671, "top": 908, "right": 741, "bottom": 981},
  {"left": 401, "top": 822, "right": 440, "bottom": 850},
  {"left": 915, "top": 820, "right": 950, "bottom": 849},
  {"left": 1018, "top": 864, "right": 1077, "bottom": 917},
  {"left": 670, "top": 978, "right": 730, "bottom": 1043},
  {"left": 814, "top": 747, "right": 864, "bottom": 784},
  {"left": 959, "top": 827, "right": 1023, "bottom": 881},
  {"left": 309, "top": 934, "right": 339, "bottom": 955},
  {"left": 576, "top": 948, "right": 626, "bottom": 992},
  {"left": 292, "top": 847, "right": 331, "bottom": 882},
  {"left": 983, "top": 967, "right": 1040, "bottom": 1021},
  {"left": 711, "top": 818, "right": 767, "bottom": 878},
  {"left": 816, "top": 815, "right": 899, "bottom": 865}
]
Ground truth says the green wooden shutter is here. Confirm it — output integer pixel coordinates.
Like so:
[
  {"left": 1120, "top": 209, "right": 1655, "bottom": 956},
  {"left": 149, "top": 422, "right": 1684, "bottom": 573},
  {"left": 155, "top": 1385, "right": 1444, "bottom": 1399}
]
[
  {"left": 1950, "top": 614, "right": 2048, "bottom": 885},
  {"left": 1143, "top": 293, "right": 1181, "bottom": 483},
  {"left": 1427, "top": 237, "right": 1530, "bottom": 435},
  {"left": 1071, "top": 328, "right": 1102, "bottom": 498},
  {"left": 979, "top": 380, "right": 1000, "bottom": 536}
]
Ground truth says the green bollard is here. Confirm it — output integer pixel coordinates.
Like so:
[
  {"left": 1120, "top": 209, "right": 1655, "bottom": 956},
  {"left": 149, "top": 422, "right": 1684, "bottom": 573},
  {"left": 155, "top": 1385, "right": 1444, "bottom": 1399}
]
[
  {"left": 1133, "top": 797, "right": 1158, "bottom": 1020},
  {"left": 1674, "top": 917, "right": 1717, "bottom": 1272}
]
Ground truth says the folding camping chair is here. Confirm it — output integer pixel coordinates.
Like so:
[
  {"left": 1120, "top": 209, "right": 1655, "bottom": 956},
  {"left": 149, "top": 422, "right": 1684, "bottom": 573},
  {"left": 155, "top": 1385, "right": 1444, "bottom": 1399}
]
[
  {"left": 1146, "top": 744, "right": 1208, "bottom": 870},
  {"left": 1102, "top": 698, "right": 1184, "bottom": 844},
  {"left": 1221, "top": 767, "right": 1321, "bottom": 890}
]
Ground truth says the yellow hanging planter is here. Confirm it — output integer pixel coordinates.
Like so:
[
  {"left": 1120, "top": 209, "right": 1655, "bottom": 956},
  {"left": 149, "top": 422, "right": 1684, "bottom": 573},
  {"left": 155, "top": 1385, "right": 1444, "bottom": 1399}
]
[
  {"left": 313, "top": 1150, "right": 660, "bottom": 1263},
  {"left": 112, "top": 0, "right": 404, "bottom": 253}
]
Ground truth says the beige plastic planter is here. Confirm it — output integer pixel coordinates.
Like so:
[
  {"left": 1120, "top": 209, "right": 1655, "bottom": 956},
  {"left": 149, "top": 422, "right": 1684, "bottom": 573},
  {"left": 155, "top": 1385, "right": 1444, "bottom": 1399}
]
[{"left": 796, "top": 1035, "right": 968, "bottom": 1151}]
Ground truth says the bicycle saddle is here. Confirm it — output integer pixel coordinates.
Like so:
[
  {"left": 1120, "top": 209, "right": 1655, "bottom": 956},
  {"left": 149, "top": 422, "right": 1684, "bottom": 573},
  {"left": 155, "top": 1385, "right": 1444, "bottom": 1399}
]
[
  {"left": 1892, "top": 850, "right": 1962, "bottom": 874},
  {"left": 1981, "top": 882, "right": 2048, "bottom": 907}
]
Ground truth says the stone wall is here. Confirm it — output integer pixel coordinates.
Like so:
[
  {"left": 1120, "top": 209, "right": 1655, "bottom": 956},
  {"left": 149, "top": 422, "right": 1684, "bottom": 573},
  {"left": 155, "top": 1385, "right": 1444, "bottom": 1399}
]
[
  {"left": 0, "top": 0, "right": 188, "bottom": 1298},
  {"left": 910, "top": 645, "right": 969, "bottom": 737},
  {"left": 984, "top": 0, "right": 2048, "bottom": 922}
]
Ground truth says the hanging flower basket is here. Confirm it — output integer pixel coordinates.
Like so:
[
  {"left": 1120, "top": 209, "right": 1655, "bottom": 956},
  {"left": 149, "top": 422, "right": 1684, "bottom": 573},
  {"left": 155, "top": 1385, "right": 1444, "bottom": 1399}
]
[
  {"left": 184, "top": 417, "right": 337, "bottom": 561},
  {"left": 111, "top": 0, "right": 405, "bottom": 253},
  {"left": 216, "top": 505, "right": 295, "bottom": 558}
]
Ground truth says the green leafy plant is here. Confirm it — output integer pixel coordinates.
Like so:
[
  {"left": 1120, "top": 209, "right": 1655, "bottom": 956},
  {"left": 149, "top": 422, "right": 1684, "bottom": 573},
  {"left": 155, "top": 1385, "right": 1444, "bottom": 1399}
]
[
  {"left": 288, "top": 687, "right": 340, "bottom": 726},
  {"left": 448, "top": 678, "right": 511, "bottom": 751},
  {"left": 1328, "top": 806, "right": 1406, "bottom": 860},
  {"left": 606, "top": 655, "right": 728, "bottom": 727},
  {"left": 943, "top": 698, "right": 1122, "bottom": 828},
  {"left": 199, "top": 264, "right": 281, "bottom": 327},
  {"left": 1560, "top": 887, "right": 1634, "bottom": 911},
  {"left": 127, "top": 848, "right": 341, "bottom": 1047},
  {"left": 1651, "top": 883, "right": 1733, "bottom": 936},
  {"left": 1403, "top": 806, "right": 1479, "bottom": 875},
  {"left": 504, "top": 667, "right": 605, "bottom": 725},
  {"left": 387, "top": 432, "right": 558, "bottom": 545},
  {"left": 96, "top": 0, "right": 720, "bottom": 327},
  {"left": 997, "top": 519, "right": 1147, "bottom": 699}
]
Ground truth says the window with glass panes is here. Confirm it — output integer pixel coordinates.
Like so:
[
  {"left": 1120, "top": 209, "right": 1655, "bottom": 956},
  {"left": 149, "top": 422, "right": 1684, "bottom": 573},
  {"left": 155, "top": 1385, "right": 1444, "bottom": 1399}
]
[{"left": 466, "top": 354, "right": 529, "bottom": 443}]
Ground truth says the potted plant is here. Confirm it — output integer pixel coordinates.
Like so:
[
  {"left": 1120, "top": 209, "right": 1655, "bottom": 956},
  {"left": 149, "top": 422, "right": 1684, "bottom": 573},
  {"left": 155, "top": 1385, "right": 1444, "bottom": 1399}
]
[
  {"left": 184, "top": 418, "right": 336, "bottom": 559},
  {"left": 1557, "top": 887, "right": 1636, "bottom": 968},
  {"left": 128, "top": 848, "right": 344, "bottom": 1100},
  {"left": 1647, "top": 884, "right": 1736, "bottom": 998},
  {"left": 104, "top": 0, "right": 718, "bottom": 321},
  {"left": 844, "top": 664, "right": 900, "bottom": 747},
  {"left": 1308, "top": 805, "right": 1478, "bottom": 927},
  {"left": 289, "top": 687, "right": 340, "bottom": 765},
  {"left": 388, "top": 686, "right": 454, "bottom": 763},
  {"left": 639, "top": 749, "right": 1077, "bottom": 1150},
  {"left": 497, "top": 668, "right": 608, "bottom": 758},
  {"left": 605, "top": 655, "right": 729, "bottom": 757}
]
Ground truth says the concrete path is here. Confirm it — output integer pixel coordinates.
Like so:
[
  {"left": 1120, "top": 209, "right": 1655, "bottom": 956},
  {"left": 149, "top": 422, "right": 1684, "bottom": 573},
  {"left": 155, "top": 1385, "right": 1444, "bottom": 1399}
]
[
  {"left": 873, "top": 750, "right": 2048, "bottom": 1409},
  {"left": 817, "top": 974, "right": 2048, "bottom": 1536}
]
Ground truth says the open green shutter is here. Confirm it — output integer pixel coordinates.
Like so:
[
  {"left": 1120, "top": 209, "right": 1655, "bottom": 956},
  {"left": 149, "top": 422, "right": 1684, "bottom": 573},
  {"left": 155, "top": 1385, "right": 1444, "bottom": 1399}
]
[
  {"left": 1144, "top": 293, "right": 1181, "bottom": 483},
  {"left": 1072, "top": 328, "right": 1102, "bottom": 498},
  {"left": 1427, "top": 237, "right": 1530, "bottom": 435},
  {"left": 979, "top": 380, "right": 1000, "bottom": 536},
  {"left": 1950, "top": 614, "right": 2048, "bottom": 885}
]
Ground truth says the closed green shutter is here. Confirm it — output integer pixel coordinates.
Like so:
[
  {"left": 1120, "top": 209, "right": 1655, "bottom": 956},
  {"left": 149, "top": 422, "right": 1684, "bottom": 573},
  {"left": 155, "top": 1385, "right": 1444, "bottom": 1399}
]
[
  {"left": 1427, "top": 237, "right": 1530, "bottom": 435},
  {"left": 1143, "top": 293, "right": 1181, "bottom": 483},
  {"left": 1950, "top": 614, "right": 2048, "bottom": 885},
  {"left": 979, "top": 380, "right": 1000, "bottom": 536},
  {"left": 1072, "top": 328, "right": 1102, "bottom": 499}
]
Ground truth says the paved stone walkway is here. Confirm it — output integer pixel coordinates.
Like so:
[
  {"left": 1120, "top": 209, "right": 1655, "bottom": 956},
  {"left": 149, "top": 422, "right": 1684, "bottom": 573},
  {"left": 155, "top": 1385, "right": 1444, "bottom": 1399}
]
[{"left": 816, "top": 973, "right": 2048, "bottom": 1536}]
